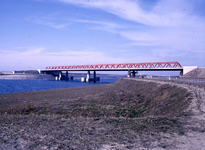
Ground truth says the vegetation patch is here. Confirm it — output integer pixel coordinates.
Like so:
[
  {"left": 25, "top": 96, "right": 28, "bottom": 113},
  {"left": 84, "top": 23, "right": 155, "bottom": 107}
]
[
  {"left": 2, "top": 79, "right": 192, "bottom": 119},
  {"left": 0, "top": 78, "right": 197, "bottom": 149}
]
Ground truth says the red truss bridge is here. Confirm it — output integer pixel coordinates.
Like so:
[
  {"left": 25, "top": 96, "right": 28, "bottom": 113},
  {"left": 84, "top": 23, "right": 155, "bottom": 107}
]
[
  {"left": 44, "top": 61, "right": 182, "bottom": 71},
  {"left": 38, "top": 61, "right": 184, "bottom": 82}
]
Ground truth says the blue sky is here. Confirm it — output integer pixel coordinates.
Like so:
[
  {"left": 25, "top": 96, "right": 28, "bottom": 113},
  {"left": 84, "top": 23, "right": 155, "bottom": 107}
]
[{"left": 1, "top": 0, "right": 205, "bottom": 71}]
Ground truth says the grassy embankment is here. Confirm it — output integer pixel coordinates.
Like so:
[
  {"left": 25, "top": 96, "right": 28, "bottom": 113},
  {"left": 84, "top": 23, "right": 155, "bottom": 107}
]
[
  {"left": 0, "top": 78, "right": 194, "bottom": 149},
  {"left": 1, "top": 78, "right": 191, "bottom": 119}
]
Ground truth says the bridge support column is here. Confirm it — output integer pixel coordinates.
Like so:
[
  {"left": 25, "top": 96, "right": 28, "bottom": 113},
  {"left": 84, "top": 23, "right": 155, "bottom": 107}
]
[
  {"left": 83, "top": 71, "right": 99, "bottom": 82},
  {"left": 66, "top": 71, "right": 69, "bottom": 81},
  {"left": 127, "top": 70, "right": 131, "bottom": 78},
  {"left": 131, "top": 71, "right": 137, "bottom": 77},
  {"left": 58, "top": 72, "right": 62, "bottom": 80},
  {"left": 180, "top": 70, "right": 183, "bottom": 76},
  {"left": 55, "top": 76, "right": 58, "bottom": 81},
  {"left": 93, "top": 71, "right": 96, "bottom": 83},
  {"left": 81, "top": 77, "right": 86, "bottom": 82},
  {"left": 86, "top": 71, "right": 90, "bottom": 82}
]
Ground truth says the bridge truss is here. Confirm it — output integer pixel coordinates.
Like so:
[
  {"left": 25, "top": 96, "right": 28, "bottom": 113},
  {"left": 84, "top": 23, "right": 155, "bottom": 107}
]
[{"left": 45, "top": 61, "right": 182, "bottom": 70}]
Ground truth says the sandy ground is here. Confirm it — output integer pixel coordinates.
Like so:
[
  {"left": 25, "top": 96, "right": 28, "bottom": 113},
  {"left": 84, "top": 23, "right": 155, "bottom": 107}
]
[{"left": 0, "top": 78, "right": 205, "bottom": 149}]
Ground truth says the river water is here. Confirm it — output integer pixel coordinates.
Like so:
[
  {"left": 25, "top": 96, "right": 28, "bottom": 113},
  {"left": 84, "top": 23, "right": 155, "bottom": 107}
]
[{"left": 0, "top": 78, "right": 120, "bottom": 94}]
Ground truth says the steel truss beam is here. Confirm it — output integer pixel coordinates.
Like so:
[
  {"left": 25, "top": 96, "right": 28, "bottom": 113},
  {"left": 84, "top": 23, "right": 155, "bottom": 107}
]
[{"left": 45, "top": 62, "right": 182, "bottom": 70}]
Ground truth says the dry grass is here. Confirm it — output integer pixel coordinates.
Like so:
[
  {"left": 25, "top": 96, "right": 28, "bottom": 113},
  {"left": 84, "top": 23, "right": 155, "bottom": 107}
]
[
  {"left": 2, "top": 103, "right": 36, "bottom": 115},
  {"left": 1, "top": 79, "right": 192, "bottom": 119},
  {"left": 0, "top": 78, "right": 201, "bottom": 149}
]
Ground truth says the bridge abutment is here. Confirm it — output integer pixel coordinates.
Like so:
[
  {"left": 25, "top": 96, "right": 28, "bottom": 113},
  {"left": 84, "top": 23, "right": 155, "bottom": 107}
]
[{"left": 182, "top": 66, "right": 197, "bottom": 75}]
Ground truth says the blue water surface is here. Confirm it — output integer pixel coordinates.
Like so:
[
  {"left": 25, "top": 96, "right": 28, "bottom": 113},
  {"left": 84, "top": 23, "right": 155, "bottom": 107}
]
[{"left": 0, "top": 78, "right": 119, "bottom": 94}]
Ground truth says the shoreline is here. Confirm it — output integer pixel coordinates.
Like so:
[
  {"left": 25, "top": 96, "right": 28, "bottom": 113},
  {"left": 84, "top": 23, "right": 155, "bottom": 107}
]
[{"left": 0, "top": 78, "right": 117, "bottom": 94}]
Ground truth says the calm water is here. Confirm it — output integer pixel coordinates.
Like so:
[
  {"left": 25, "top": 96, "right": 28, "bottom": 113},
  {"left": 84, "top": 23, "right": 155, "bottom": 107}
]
[{"left": 0, "top": 78, "right": 119, "bottom": 94}]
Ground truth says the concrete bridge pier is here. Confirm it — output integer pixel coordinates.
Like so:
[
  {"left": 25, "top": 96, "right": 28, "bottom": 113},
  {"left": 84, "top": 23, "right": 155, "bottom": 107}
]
[
  {"left": 180, "top": 70, "right": 183, "bottom": 76},
  {"left": 86, "top": 71, "right": 90, "bottom": 82},
  {"left": 55, "top": 72, "right": 62, "bottom": 81},
  {"left": 65, "top": 71, "right": 69, "bottom": 81},
  {"left": 81, "top": 71, "right": 99, "bottom": 82},
  {"left": 93, "top": 71, "right": 97, "bottom": 83},
  {"left": 81, "top": 77, "right": 86, "bottom": 82},
  {"left": 127, "top": 70, "right": 131, "bottom": 78},
  {"left": 55, "top": 76, "right": 59, "bottom": 81},
  {"left": 59, "top": 72, "right": 62, "bottom": 80},
  {"left": 131, "top": 71, "right": 137, "bottom": 77}
]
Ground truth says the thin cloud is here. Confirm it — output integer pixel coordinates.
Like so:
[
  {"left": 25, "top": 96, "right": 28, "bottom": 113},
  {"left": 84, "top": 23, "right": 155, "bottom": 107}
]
[
  {"left": 59, "top": 0, "right": 191, "bottom": 26},
  {"left": 74, "top": 19, "right": 121, "bottom": 29},
  {"left": 3, "top": 0, "right": 204, "bottom": 70},
  {"left": 0, "top": 46, "right": 164, "bottom": 71},
  {"left": 58, "top": 0, "right": 205, "bottom": 57},
  {"left": 74, "top": 19, "right": 122, "bottom": 33},
  {"left": 0, "top": 47, "right": 127, "bottom": 70},
  {"left": 27, "top": 13, "right": 71, "bottom": 29},
  {"left": 30, "top": 0, "right": 205, "bottom": 57}
]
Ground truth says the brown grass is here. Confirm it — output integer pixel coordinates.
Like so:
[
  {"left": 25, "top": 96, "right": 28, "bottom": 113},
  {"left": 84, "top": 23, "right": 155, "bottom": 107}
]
[
  {"left": 0, "top": 78, "right": 198, "bottom": 149},
  {"left": 1, "top": 79, "right": 192, "bottom": 119}
]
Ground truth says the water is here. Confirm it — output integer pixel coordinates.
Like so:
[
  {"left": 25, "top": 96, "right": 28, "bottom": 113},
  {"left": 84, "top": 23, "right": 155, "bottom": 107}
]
[{"left": 0, "top": 78, "right": 120, "bottom": 94}]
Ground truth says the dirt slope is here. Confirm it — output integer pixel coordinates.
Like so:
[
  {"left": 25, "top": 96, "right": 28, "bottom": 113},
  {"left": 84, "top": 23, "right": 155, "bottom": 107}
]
[
  {"left": 182, "top": 68, "right": 205, "bottom": 79},
  {"left": 0, "top": 78, "right": 191, "bottom": 118}
]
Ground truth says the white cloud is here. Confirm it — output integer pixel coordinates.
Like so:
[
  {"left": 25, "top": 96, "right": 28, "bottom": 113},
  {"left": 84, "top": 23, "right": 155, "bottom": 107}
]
[
  {"left": 0, "top": 46, "right": 166, "bottom": 71},
  {"left": 4, "top": 0, "right": 204, "bottom": 71},
  {"left": 59, "top": 0, "right": 193, "bottom": 26},
  {"left": 58, "top": 0, "right": 205, "bottom": 56},
  {"left": 74, "top": 19, "right": 122, "bottom": 32},
  {"left": 27, "top": 13, "right": 71, "bottom": 29},
  {"left": 28, "top": 0, "right": 205, "bottom": 57},
  {"left": 0, "top": 47, "right": 127, "bottom": 71}
]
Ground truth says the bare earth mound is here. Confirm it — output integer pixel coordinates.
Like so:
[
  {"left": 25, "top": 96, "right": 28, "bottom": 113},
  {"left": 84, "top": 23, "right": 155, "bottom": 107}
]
[
  {"left": 0, "top": 78, "right": 205, "bottom": 149},
  {"left": 182, "top": 68, "right": 205, "bottom": 79}
]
